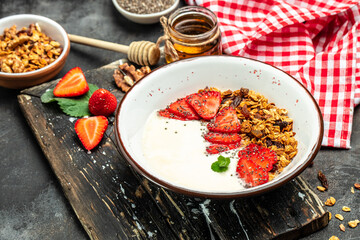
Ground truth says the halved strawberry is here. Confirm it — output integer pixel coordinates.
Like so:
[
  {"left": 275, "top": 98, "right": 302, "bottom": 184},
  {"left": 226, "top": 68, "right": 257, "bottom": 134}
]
[
  {"left": 206, "top": 143, "right": 240, "bottom": 154},
  {"left": 158, "top": 109, "right": 187, "bottom": 121},
  {"left": 238, "top": 143, "right": 277, "bottom": 171},
  {"left": 236, "top": 157, "right": 269, "bottom": 187},
  {"left": 75, "top": 116, "right": 108, "bottom": 151},
  {"left": 204, "top": 132, "right": 242, "bottom": 144},
  {"left": 186, "top": 90, "right": 221, "bottom": 120},
  {"left": 53, "top": 67, "right": 89, "bottom": 97},
  {"left": 168, "top": 98, "right": 200, "bottom": 120},
  {"left": 207, "top": 106, "right": 241, "bottom": 133}
]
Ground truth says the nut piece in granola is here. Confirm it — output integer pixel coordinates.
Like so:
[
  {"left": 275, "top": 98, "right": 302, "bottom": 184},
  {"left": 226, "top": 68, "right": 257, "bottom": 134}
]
[
  {"left": 0, "top": 23, "right": 62, "bottom": 73},
  {"left": 113, "top": 62, "right": 151, "bottom": 92},
  {"left": 317, "top": 186, "right": 326, "bottom": 192},
  {"left": 354, "top": 183, "right": 360, "bottom": 190},
  {"left": 324, "top": 197, "right": 336, "bottom": 206}
]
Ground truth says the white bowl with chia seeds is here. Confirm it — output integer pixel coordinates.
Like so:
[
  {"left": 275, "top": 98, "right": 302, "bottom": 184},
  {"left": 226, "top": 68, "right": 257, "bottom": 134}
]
[
  {"left": 112, "top": 0, "right": 179, "bottom": 24},
  {"left": 115, "top": 55, "right": 324, "bottom": 198}
]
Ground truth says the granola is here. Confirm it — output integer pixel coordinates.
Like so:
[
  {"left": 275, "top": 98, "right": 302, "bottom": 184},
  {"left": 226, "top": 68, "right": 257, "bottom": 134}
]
[
  {"left": 204, "top": 87, "right": 298, "bottom": 180},
  {"left": 0, "top": 23, "right": 62, "bottom": 73}
]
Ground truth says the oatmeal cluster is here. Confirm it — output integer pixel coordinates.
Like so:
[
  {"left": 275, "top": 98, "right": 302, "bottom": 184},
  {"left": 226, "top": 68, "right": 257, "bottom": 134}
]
[
  {"left": 0, "top": 23, "right": 63, "bottom": 73},
  {"left": 206, "top": 87, "right": 298, "bottom": 180}
]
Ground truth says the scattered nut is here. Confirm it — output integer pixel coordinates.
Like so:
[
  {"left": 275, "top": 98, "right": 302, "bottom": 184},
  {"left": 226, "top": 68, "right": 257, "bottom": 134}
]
[
  {"left": 329, "top": 236, "right": 339, "bottom": 240},
  {"left": 348, "top": 220, "right": 358, "bottom": 228},
  {"left": 113, "top": 62, "right": 151, "bottom": 92},
  {"left": 335, "top": 214, "right": 344, "bottom": 221},
  {"left": 317, "top": 186, "right": 326, "bottom": 192},
  {"left": 351, "top": 187, "right": 355, "bottom": 194},
  {"left": 324, "top": 197, "right": 336, "bottom": 206},
  {"left": 342, "top": 206, "right": 351, "bottom": 212},
  {"left": 354, "top": 183, "right": 360, "bottom": 190},
  {"left": 318, "top": 170, "right": 328, "bottom": 190},
  {"left": 329, "top": 212, "right": 332, "bottom": 221},
  {"left": 339, "top": 224, "right": 345, "bottom": 232}
]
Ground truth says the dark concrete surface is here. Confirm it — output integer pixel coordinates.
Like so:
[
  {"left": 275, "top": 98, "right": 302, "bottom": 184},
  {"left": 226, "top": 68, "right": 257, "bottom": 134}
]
[{"left": 0, "top": 1, "right": 359, "bottom": 239}]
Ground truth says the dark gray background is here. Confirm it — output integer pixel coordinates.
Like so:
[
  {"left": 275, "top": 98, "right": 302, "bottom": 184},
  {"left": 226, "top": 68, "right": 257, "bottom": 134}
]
[{"left": 0, "top": 0, "right": 359, "bottom": 239}]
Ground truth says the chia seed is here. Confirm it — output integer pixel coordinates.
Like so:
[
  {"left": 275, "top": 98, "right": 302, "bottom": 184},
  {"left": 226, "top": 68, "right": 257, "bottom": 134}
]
[{"left": 117, "top": 0, "right": 175, "bottom": 14}]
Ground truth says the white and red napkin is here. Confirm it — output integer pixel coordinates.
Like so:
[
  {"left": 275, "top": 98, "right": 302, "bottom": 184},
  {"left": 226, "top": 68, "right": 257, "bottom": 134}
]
[{"left": 186, "top": 0, "right": 360, "bottom": 149}]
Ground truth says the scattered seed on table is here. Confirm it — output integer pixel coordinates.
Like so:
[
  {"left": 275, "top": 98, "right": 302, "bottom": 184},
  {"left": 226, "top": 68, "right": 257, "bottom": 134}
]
[
  {"left": 325, "top": 197, "right": 336, "bottom": 206},
  {"left": 335, "top": 214, "right": 344, "bottom": 221},
  {"left": 342, "top": 206, "right": 351, "bottom": 212},
  {"left": 348, "top": 220, "right": 358, "bottom": 228},
  {"left": 339, "top": 224, "right": 345, "bottom": 232}
]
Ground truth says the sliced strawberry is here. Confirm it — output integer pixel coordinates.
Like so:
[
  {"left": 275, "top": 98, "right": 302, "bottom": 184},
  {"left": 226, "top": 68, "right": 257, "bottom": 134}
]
[
  {"left": 168, "top": 98, "right": 200, "bottom": 120},
  {"left": 158, "top": 109, "right": 188, "bottom": 121},
  {"left": 206, "top": 143, "right": 240, "bottom": 154},
  {"left": 75, "top": 116, "right": 108, "bottom": 151},
  {"left": 53, "top": 67, "right": 89, "bottom": 97},
  {"left": 204, "top": 132, "right": 242, "bottom": 144},
  {"left": 186, "top": 90, "right": 221, "bottom": 120},
  {"left": 236, "top": 157, "right": 269, "bottom": 187},
  {"left": 207, "top": 106, "right": 241, "bottom": 133},
  {"left": 238, "top": 143, "right": 277, "bottom": 171}
]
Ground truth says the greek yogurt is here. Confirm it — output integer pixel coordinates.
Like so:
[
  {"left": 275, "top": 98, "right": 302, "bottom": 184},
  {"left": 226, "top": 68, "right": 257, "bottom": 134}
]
[{"left": 142, "top": 110, "right": 245, "bottom": 192}]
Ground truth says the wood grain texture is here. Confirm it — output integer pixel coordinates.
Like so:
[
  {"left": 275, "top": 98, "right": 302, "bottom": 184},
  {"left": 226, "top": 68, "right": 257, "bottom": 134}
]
[{"left": 18, "top": 61, "right": 329, "bottom": 240}]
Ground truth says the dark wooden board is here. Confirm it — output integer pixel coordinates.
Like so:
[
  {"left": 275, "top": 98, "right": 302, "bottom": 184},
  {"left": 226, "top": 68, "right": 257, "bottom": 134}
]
[{"left": 18, "top": 61, "right": 329, "bottom": 240}]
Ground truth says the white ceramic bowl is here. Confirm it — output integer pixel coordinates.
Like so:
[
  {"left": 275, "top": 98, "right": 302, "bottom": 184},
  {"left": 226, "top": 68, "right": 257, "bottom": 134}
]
[
  {"left": 115, "top": 56, "right": 323, "bottom": 198},
  {"left": 0, "top": 14, "right": 70, "bottom": 89},
  {"left": 112, "top": 0, "right": 179, "bottom": 24}
]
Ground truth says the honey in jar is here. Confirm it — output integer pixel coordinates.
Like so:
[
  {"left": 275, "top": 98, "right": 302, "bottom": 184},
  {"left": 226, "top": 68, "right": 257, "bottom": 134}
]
[{"left": 165, "top": 6, "right": 222, "bottom": 63}]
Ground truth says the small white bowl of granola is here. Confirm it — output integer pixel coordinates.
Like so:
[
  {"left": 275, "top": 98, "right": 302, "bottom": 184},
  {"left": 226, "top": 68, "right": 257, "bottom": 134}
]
[
  {"left": 112, "top": 0, "right": 179, "bottom": 24},
  {"left": 115, "top": 55, "right": 323, "bottom": 198}
]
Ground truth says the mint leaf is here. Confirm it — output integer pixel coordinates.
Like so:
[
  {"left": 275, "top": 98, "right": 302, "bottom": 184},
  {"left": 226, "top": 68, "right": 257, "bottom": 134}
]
[
  {"left": 211, "top": 155, "right": 230, "bottom": 172},
  {"left": 40, "top": 88, "right": 57, "bottom": 103},
  {"left": 41, "top": 84, "right": 99, "bottom": 117}
]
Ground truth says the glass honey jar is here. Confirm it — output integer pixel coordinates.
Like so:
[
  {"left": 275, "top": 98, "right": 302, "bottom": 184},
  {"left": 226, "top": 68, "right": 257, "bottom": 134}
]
[{"left": 164, "top": 6, "right": 222, "bottom": 63}]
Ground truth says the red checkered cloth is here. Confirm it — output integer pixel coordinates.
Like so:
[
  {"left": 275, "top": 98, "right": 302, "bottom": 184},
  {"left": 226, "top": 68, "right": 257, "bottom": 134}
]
[{"left": 186, "top": 0, "right": 360, "bottom": 148}]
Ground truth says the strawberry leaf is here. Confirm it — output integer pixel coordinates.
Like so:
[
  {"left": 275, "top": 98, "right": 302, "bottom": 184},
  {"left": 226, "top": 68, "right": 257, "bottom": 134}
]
[{"left": 41, "top": 84, "right": 99, "bottom": 117}]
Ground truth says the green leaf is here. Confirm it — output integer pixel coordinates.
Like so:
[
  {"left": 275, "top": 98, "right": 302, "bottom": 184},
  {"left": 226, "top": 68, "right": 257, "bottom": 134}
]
[
  {"left": 40, "top": 88, "right": 57, "bottom": 103},
  {"left": 211, "top": 155, "right": 231, "bottom": 173},
  {"left": 41, "top": 84, "right": 99, "bottom": 117}
]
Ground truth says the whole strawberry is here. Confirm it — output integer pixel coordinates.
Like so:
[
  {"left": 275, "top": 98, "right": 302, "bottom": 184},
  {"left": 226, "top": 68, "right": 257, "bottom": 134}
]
[{"left": 89, "top": 88, "right": 117, "bottom": 116}]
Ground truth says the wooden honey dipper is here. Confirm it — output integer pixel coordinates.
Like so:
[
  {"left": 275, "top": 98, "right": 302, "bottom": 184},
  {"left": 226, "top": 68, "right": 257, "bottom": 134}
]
[{"left": 68, "top": 34, "right": 161, "bottom": 66}]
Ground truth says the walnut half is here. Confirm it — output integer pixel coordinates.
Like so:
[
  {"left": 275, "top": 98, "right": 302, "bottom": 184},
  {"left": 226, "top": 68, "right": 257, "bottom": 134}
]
[{"left": 113, "top": 62, "right": 151, "bottom": 92}]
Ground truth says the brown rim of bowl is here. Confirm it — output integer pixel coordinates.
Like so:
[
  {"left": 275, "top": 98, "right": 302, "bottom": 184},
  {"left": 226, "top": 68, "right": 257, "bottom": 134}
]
[{"left": 114, "top": 55, "right": 324, "bottom": 199}]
